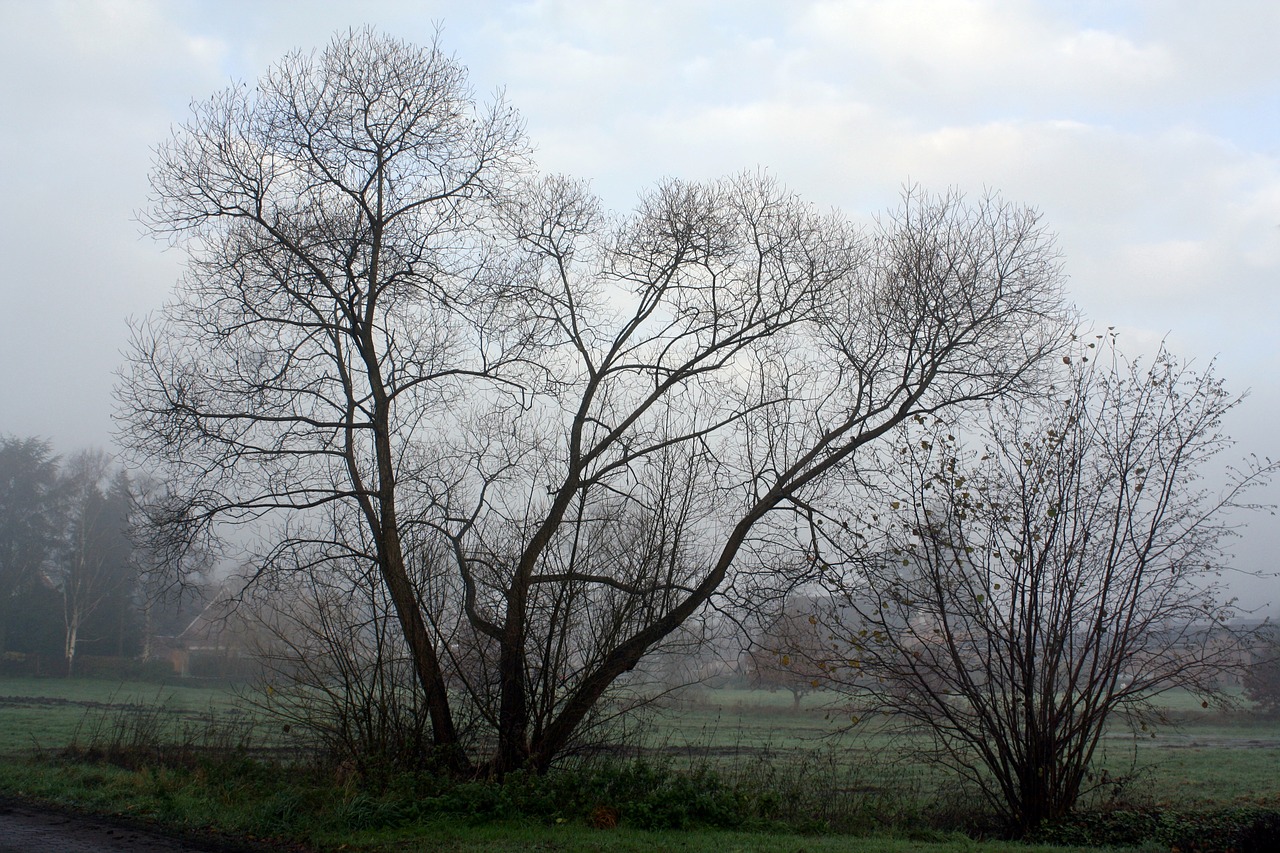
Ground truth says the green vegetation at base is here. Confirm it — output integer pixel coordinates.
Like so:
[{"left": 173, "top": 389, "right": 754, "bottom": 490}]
[
  {"left": 1031, "top": 808, "right": 1280, "bottom": 851},
  {"left": 2, "top": 677, "right": 1279, "bottom": 852},
  {"left": 0, "top": 755, "right": 1137, "bottom": 853}
]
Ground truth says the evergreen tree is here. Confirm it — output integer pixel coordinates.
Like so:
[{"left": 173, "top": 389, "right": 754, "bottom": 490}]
[{"left": 0, "top": 436, "right": 60, "bottom": 654}]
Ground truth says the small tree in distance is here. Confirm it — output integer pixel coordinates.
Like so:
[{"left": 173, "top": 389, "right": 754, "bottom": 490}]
[
  {"left": 1244, "top": 629, "right": 1280, "bottom": 717},
  {"left": 747, "top": 600, "right": 832, "bottom": 707},
  {"left": 816, "top": 334, "right": 1276, "bottom": 835}
]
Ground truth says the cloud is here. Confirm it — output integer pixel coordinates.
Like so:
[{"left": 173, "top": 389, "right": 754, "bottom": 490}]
[
  {"left": 794, "top": 0, "right": 1174, "bottom": 117},
  {"left": 0, "top": 0, "right": 1276, "bottom": 579}
]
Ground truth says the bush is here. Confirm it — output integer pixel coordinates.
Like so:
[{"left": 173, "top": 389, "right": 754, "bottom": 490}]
[{"left": 1033, "top": 807, "right": 1280, "bottom": 852}]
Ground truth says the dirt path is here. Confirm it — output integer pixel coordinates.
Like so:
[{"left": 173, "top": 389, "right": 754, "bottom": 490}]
[{"left": 0, "top": 799, "right": 289, "bottom": 853}]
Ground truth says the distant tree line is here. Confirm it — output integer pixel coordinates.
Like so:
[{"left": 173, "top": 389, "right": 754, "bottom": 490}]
[{"left": 0, "top": 436, "right": 198, "bottom": 672}]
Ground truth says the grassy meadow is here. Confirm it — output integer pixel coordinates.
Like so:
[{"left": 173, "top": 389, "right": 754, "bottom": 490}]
[
  {"left": 0, "top": 676, "right": 254, "bottom": 754},
  {"left": 619, "top": 685, "right": 1280, "bottom": 811},
  {"left": 1, "top": 675, "right": 1279, "bottom": 851}
]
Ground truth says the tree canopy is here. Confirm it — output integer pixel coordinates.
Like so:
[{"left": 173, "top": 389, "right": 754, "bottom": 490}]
[{"left": 117, "top": 27, "right": 1069, "bottom": 775}]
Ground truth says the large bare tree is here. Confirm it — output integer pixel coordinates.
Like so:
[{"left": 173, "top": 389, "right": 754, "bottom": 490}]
[
  {"left": 118, "top": 29, "right": 1068, "bottom": 775},
  {"left": 119, "top": 28, "right": 531, "bottom": 770},
  {"left": 815, "top": 336, "right": 1276, "bottom": 834},
  {"left": 459, "top": 173, "right": 1068, "bottom": 774}
]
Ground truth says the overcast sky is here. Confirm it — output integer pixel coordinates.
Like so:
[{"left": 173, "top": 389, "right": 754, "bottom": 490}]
[{"left": 1, "top": 0, "right": 1276, "bottom": 599}]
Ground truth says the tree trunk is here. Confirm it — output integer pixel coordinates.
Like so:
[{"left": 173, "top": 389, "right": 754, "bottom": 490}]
[
  {"left": 377, "top": 525, "right": 467, "bottom": 772},
  {"left": 64, "top": 620, "right": 78, "bottom": 678},
  {"left": 494, "top": 614, "right": 530, "bottom": 777}
]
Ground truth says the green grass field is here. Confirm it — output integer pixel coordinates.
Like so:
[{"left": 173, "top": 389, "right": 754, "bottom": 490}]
[
  {"left": 0, "top": 676, "right": 255, "bottom": 752},
  {"left": 2, "top": 675, "right": 1278, "bottom": 851},
  {"left": 634, "top": 686, "right": 1280, "bottom": 807}
]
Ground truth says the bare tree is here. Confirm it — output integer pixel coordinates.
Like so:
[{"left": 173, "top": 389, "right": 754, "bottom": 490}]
[
  {"left": 816, "top": 336, "right": 1276, "bottom": 834},
  {"left": 1243, "top": 627, "right": 1280, "bottom": 717},
  {"left": 243, "top": 551, "right": 441, "bottom": 774},
  {"left": 118, "top": 28, "right": 1068, "bottom": 775},
  {"left": 459, "top": 173, "right": 1066, "bottom": 774},
  {"left": 119, "top": 28, "right": 531, "bottom": 770},
  {"left": 746, "top": 597, "right": 833, "bottom": 707},
  {"left": 56, "top": 450, "right": 133, "bottom": 675}
]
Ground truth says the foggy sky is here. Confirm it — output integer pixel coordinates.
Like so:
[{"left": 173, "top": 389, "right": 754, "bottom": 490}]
[{"left": 0, "top": 0, "right": 1275, "bottom": 605}]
